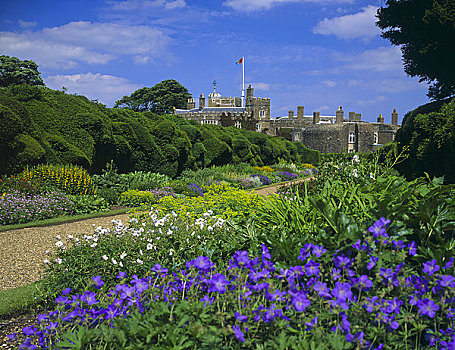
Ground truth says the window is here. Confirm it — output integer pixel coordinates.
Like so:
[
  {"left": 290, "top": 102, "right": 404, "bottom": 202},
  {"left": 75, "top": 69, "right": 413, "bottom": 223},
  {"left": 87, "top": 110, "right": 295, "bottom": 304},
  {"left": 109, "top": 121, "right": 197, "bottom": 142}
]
[
  {"left": 348, "top": 132, "right": 356, "bottom": 144},
  {"left": 256, "top": 123, "right": 262, "bottom": 131},
  {"left": 259, "top": 110, "right": 266, "bottom": 117},
  {"left": 373, "top": 132, "right": 378, "bottom": 144},
  {"left": 235, "top": 121, "right": 241, "bottom": 128}
]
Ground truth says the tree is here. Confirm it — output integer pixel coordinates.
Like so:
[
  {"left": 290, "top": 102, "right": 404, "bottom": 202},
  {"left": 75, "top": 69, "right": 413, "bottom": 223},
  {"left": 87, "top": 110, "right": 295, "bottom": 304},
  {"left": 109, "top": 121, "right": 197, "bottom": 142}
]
[
  {"left": 114, "top": 79, "right": 191, "bottom": 114},
  {"left": 376, "top": 0, "right": 455, "bottom": 100},
  {"left": 0, "top": 55, "right": 45, "bottom": 87}
]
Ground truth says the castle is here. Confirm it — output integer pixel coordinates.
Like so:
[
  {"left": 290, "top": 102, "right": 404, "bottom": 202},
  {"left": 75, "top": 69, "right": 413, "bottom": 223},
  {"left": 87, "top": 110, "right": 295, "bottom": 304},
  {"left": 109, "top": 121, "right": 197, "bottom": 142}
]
[{"left": 174, "top": 83, "right": 400, "bottom": 153}]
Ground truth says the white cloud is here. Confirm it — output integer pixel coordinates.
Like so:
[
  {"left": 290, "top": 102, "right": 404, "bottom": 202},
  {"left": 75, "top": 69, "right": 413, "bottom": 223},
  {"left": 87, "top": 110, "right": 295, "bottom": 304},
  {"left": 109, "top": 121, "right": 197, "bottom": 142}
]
[
  {"left": 45, "top": 73, "right": 142, "bottom": 106},
  {"left": 108, "top": 0, "right": 186, "bottom": 10},
  {"left": 18, "top": 20, "right": 37, "bottom": 28},
  {"left": 223, "top": 0, "right": 352, "bottom": 12},
  {"left": 313, "top": 5, "right": 380, "bottom": 40},
  {"left": 251, "top": 82, "right": 270, "bottom": 91},
  {"left": 0, "top": 21, "right": 171, "bottom": 69},
  {"left": 356, "top": 95, "right": 386, "bottom": 106},
  {"left": 322, "top": 80, "right": 336, "bottom": 87},
  {"left": 336, "top": 46, "right": 403, "bottom": 72}
]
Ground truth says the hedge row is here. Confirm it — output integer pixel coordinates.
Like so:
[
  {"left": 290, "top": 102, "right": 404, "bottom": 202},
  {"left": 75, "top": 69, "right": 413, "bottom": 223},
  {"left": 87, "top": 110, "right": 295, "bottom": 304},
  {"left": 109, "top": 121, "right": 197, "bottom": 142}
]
[{"left": 0, "top": 85, "right": 319, "bottom": 177}]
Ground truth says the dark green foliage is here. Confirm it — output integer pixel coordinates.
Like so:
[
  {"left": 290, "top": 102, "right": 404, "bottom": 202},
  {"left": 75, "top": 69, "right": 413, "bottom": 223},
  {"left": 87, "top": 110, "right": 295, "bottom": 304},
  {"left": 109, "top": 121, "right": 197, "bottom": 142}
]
[
  {"left": 0, "top": 56, "right": 45, "bottom": 87},
  {"left": 376, "top": 0, "right": 455, "bottom": 99},
  {"left": 395, "top": 98, "right": 455, "bottom": 183},
  {"left": 114, "top": 79, "right": 192, "bottom": 114},
  {"left": 0, "top": 85, "right": 319, "bottom": 177}
]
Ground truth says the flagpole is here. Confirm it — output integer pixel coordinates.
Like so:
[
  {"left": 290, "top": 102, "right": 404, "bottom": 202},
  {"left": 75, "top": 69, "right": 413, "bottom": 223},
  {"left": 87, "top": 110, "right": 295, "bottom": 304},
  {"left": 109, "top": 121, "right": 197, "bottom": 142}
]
[{"left": 242, "top": 56, "right": 245, "bottom": 107}]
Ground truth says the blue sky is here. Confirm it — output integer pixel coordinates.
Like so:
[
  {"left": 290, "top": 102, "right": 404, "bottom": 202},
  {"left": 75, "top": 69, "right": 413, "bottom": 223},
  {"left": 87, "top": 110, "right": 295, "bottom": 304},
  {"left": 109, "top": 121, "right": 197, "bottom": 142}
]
[{"left": 0, "top": 0, "right": 430, "bottom": 122}]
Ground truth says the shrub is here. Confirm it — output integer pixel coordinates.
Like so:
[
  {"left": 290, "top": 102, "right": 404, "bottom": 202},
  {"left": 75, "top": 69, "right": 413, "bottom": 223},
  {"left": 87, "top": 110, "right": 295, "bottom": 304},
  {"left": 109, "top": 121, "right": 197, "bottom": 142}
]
[
  {"left": 67, "top": 195, "right": 110, "bottom": 215},
  {"left": 19, "top": 164, "right": 96, "bottom": 195},
  {"left": 119, "top": 190, "right": 156, "bottom": 207}
]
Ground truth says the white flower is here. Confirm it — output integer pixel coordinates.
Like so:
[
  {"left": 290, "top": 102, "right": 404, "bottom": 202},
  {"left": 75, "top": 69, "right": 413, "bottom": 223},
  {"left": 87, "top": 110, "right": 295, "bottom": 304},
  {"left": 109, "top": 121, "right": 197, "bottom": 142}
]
[
  {"left": 147, "top": 243, "right": 153, "bottom": 250},
  {"left": 207, "top": 226, "right": 213, "bottom": 231},
  {"left": 169, "top": 249, "right": 174, "bottom": 256},
  {"left": 112, "top": 258, "right": 118, "bottom": 265},
  {"left": 352, "top": 169, "right": 359, "bottom": 177},
  {"left": 120, "top": 251, "right": 127, "bottom": 259},
  {"left": 55, "top": 258, "right": 62, "bottom": 264},
  {"left": 67, "top": 235, "right": 73, "bottom": 239},
  {"left": 167, "top": 229, "right": 173, "bottom": 235},
  {"left": 91, "top": 243, "right": 97, "bottom": 248},
  {"left": 353, "top": 154, "right": 360, "bottom": 163},
  {"left": 102, "top": 255, "right": 108, "bottom": 261},
  {"left": 43, "top": 259, "right": 50, "bottom": 264},
  {"left": 370, "top": 173, "right": 375, "bottom": 179},
  {"left": 137, "top": 258, "right": 143, "bottom": 264},
  {"left": 119, "top": 261, "right": 124, "bottom": 267},
  {"left": 45, "top": 250, "right": 50, "bottom": 254},
  {"left": 139, "top": 249, "right": 143, "bottom": 256},
  {"left": 56, "top": 235, "right": 61, "bottom": 240},
  {"left": 55, "top": 241, "right": 63, "bottom": 247}
]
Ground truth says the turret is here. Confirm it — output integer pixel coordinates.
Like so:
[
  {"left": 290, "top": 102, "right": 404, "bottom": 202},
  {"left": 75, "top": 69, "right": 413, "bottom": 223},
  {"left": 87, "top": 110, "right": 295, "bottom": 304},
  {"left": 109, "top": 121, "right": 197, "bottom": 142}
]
[
  {"left": 246, "top": 85, "right": 254, "bottom": 98},
  {"left": 187, "top": 98, "right": 195, "bottom": 110},
  {"left": 199, "top": 94, "right": 205, "bottom": 110},
  {"left": 288, "top": 110, "right": 294, "bottom": 118},
  {"left": 297, "top": 106, "right": 304, "bottom": 121},
  {"left": 313, "top": 111, "right": 320, "bottom": 125},
  {"left": 336, "top": 106, "right": 344, "bottom": 124},
  {"left": 377, "top": 114, "right": 384, "bottom": 124}
]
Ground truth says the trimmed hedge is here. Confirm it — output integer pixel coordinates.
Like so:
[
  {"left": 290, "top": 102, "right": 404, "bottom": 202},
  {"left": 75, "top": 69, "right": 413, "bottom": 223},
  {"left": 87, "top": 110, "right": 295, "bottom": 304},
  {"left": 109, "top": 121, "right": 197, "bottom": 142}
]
[{"left": 0, "top": 86, "right": 320, "bottom": 177}]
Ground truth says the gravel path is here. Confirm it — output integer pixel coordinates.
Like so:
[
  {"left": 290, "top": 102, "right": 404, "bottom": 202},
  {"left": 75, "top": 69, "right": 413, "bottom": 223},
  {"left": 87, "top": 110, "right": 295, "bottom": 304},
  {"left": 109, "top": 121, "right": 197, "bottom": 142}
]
[{"left": 0, "top": 214, "right": 131, "bottom": 292}]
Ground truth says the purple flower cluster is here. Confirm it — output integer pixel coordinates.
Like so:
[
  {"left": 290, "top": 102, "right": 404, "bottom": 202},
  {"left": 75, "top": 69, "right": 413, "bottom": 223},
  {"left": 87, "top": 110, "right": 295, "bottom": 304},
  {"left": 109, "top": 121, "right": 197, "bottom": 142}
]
[
  {"left": 186, "top": 182, "right": 204, "bottom": 197},
  {"left": 147, "top": 186, "right": 176, "bottom": 201},
  {"left": 12, "top": 219, "right": 455, "bottom": 349},
  {"left": 251, "top": 174, "right": 272, "bottom": 186},
  {"left": 0, "top": 190, "right": 74, "bottom": 225},
  {"left": 276, "top": 172, "right": 298, "bottom": 181}
]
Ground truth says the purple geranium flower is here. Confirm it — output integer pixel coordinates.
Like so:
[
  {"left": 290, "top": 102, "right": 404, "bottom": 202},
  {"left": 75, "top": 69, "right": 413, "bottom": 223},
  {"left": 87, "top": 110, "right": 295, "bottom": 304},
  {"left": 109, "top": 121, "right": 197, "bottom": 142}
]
[
  {"left": 417, "top": 298, "right": 439, "bottom": 318},
  {"left": 92, "top": 276, "right": 104, "bottom": 289},
  {"left": 235, "top": 312, "right": 248, "bottom": 322},
  {"left": 423, "top": 259, "right": 440, "bottom": 276},
  {"left": 291, "top": 291, "right": 311, "bottom": 312},
  {"left": 19, "top": 338, "right": 38, "bottom": 350},
  {"left": 232, "top": 325, "right": 245, "bottom": 342},
  {"left": 208, "top": 273, "right": 230, "bottom": 294}
]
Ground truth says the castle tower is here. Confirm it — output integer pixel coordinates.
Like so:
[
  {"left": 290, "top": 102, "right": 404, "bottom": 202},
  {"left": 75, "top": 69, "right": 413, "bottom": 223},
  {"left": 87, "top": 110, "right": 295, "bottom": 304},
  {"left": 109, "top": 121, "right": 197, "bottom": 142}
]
[
  {"left": 297, "top": 106, "right": 304, "bottom": 121},
  {"left": 288, "top": 110, "right": 294, "bottom": 118},
  {"left": 391, "top": 109, "right": 398, "bottom": 125},
  {"left": 199, "top": 94, "right": 205, "bottom": 110},
  {"left": 377, "top": 114, "right": 384, "bottom": 124},
  {"left": 336, "top": 106, "right": 344, "bottom": 124},
  {"left": 246, "top": 85, "right": 254, "bottom": 98},
  {"left": 313, "top": 111, "right": 320, "bottom": 125},
  {"left": 187, "top": 98, "right": 195, "bottom": 110}
]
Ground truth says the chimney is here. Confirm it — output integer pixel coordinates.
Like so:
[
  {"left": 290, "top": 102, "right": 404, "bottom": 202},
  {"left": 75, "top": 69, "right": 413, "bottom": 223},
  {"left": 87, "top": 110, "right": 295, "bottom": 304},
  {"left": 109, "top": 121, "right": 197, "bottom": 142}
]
[
  {"left": 377, "top": 114, "right": 384, "bottom": 123},
  {"left": 355, "top": 113, "right": 361, "bottom": 121},
  {"left": 313, "top": 111, "right": 320, "bottom": 125},
  {"left": 336, "top": 106, "right": 344, "bottom": 124},
  {"left": 288, "top": 110, "right": 294, "bottom": 118},
  {"left": 297, "top": 106, "right": 304, "bottom": 120},
  {"left": 187, "top": 98, "right": 195, "bottom": 110},
  {"left": 199, "top": 94, "right": 205, "bottom": 110},
  {"left": 349, "top": 112, "right": 355, "bottom": 122},
  {"left": 391, "top": 109, "right": 398, "bottom": 125}
]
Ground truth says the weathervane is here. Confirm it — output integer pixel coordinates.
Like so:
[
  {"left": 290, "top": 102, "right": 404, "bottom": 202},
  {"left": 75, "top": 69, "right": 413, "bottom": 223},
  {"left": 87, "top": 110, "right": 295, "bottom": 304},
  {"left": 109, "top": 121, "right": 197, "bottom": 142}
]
[{"left": 213, "top": 80, "right": 217, "bottom": 91}]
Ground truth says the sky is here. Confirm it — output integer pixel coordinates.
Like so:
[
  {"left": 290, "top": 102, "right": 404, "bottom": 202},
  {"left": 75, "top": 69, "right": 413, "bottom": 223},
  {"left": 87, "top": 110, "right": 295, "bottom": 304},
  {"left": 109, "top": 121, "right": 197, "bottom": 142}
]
[{"left": 0, "top": 0, "right": 430, "bottom": 123}]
